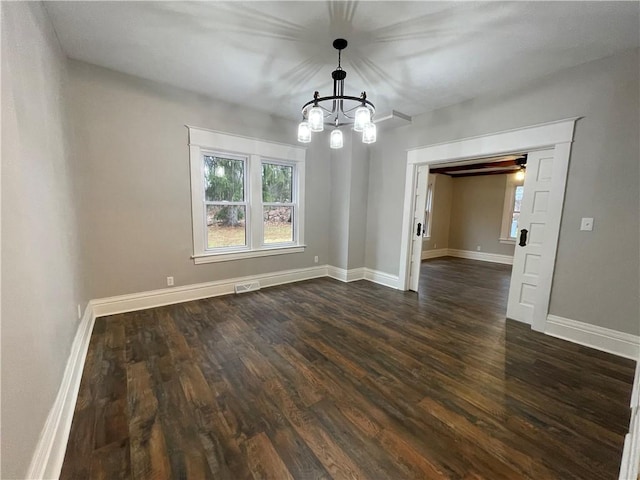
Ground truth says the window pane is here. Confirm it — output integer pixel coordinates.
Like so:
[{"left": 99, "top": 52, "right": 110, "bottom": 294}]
[
  {"left": 264, "top": 206, "right": 293, "bottom": 244},
  {"left": 207, "top": 205, "right": 246, "bottom": 248},
  {"left": 262, "top": 163, "right": 293, "bottom": 203},
  {"left": 513, "top": 186, "right": 524, "bottom": 213},
  {"left": 204, "top": 156, "right": 244, "bottom": 202},
  {"left": 510, "top": 212, "right": 520, "bottom": 238}
]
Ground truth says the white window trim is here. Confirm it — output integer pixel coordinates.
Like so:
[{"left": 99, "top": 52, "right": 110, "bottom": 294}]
[
  {"left": 187, "top": 126, "right": 306, "bottom": 263},
  {"left": 499, "top": 173, "right": 523, "bottom": 245}
]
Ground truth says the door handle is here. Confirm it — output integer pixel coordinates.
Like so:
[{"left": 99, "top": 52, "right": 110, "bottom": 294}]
[
  {"left": 416, "top": 222, "right": 422, "bottom": 237},
  {"left": 519, "top": 228, "right": 528, "bottom": 247}
]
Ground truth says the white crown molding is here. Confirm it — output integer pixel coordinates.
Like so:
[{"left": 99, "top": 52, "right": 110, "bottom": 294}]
[
  {"left": 26, "top": 304, "right": 96, "bottom": 480},
  {"left": 546, "top": 315, "right": 640, "bottom": 360}
]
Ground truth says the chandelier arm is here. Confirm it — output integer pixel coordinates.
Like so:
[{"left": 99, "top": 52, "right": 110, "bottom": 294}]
[
  {"left": 342, "top": 104, "right": 364, "bottom": 115},
  {"left": 302, "top": 96, "right": 375, "bottom": 114}
]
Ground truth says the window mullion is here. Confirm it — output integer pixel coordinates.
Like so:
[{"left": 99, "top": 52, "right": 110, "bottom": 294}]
[
  {"left": 250, "top": 154, "right": 263, "bottom": 248},
  {"left": 263, "top": 202, "right": 295, "bottom": 207}
]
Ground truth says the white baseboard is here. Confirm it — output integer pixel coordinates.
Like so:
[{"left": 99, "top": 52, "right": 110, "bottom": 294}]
[
  {"left": 620, "top": 361, "right": 640, "bottom": 480},
  {"left": 91, "top": 265, "right": 328, "bottom": 317},
  {"left": 26, "top": 304, "right": 96, "bottom": 480},
  {"left": 364, "top": 268, "right": 400, "bottom": 289},
  {"left": 545, "top": 315, "right": 640, "bottom": 360},
  {"left": 447, "top": 248, "right": 514, "bottom": 265},
  {"left": 325, "top": 266, "right": 400, "bottom": 289},
  {"left": 421, "top": 248, "right": 449, "bottom": 260},
  {"left": 327, "top": 266, "right": 365, "bottom": 283}
]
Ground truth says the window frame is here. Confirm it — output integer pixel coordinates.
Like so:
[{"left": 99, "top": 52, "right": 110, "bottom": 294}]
[
  {"left": 188, "top": 126, "right": 306, "bottom": 264},
  {"left": 261, "top": 158, "right": 298, "bottom": 247},
  {"left": 202, "top": 151, "right": 250, "bottom": 253},
  {"left": 500, "top": 173, "right": 524, "bottom": 245}
]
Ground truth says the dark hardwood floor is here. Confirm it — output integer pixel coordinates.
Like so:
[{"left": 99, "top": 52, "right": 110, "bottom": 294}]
[{"left": 60, "top": 257, "right": 635, "bottom": 479}]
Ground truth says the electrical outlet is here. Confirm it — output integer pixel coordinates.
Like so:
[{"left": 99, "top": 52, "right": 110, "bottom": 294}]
[
  {"left": 314, "top": 255, "right": 319, "bottom": 263},
  {"left": 476, "top": 245, "right": 481, "bottom": 251},
  {"left": 167, "top": 276, "right": 174, "bottom": 286},
  {"left": 580, "top": 217, "right": 594, "bottom": 231},
  {"left": 77, "top": 304, "right": 82, "bottom": 319}
]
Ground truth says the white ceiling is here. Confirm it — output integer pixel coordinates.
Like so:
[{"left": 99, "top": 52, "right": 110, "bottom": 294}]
[{"left": 46, "top": 1, "right": 640, "bottom": 121}]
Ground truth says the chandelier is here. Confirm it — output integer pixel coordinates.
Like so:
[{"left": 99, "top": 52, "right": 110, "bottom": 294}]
[{"left": 297, "top": 39, "right": 376, "bottom": 149}]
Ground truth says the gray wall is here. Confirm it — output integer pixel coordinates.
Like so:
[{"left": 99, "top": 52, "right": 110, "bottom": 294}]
[
  {"left": 1, "top": 3, "right": 86, "bottom": 477},
  {"left": 347, "top": 139, "right": 370, "bottom": 270},
  {"left": 366, "top": 48, "right": 639, "bottom": 335},
  {"left": 67, "top": 60, "right": 331, "bottom": 299},
  {"left": 448, "top": 175, "right": 516, "bottom": 256},
  {"left": 329, "top": 132, "right": 351, "bottom": 269},
  {"left": 328, "top": 131, "right": 370, "bottom": 270},
  {"left": 423, "top": 173, "right": 452, "bottom": 251}
]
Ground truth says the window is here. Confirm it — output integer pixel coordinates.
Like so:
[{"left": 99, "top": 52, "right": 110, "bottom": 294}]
[
  {"left": 205, "top": 154, "right": 247, "bottom": 249},
  {"left": 423, "top": 174, "right": 435, "bottom": 238},
  {"left": 500, "top": 174, "right": 524, "bottom": 244},
  {"left": 262, "top": 162, "right": 295, "bottom": 244},
  {"left": 188, "top": 127, "right": 305, "bottom": 263}
]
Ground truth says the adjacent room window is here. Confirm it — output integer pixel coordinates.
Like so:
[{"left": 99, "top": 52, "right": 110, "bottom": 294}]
[
  {"left": 423, "top": 174, "right": 435, "bottom": 239},
  {"left": 188, "top": 127, "right": 306, "bottom": 263},
  {"left": 500, "top": 174, "right": 524, "bottom": 244}
]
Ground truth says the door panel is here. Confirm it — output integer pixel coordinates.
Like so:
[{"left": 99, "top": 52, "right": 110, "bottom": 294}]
[
  {"left": 507, "top": 149, "right": 555, "bottom": 323},
  {"left": 409, "top": 165, "right": 428, "bottom": 291}
]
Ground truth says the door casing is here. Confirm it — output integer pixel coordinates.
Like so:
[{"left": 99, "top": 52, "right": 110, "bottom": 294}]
[{"left": 398, "top": 118, "right": 578, "bottom": 332}]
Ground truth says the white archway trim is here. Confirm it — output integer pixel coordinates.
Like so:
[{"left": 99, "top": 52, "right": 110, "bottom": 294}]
[{"left": 399, "top": 118, "right": 578, "bottom": 332}]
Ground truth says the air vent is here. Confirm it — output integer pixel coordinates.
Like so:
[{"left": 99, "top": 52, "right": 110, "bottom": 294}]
[{"left": 234, "top": 281, "right": 260, "bottom": 294}]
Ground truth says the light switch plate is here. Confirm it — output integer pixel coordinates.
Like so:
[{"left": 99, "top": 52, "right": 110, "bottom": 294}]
[{"left": 580, "top": 217, "right": 594, "bottom": 231}]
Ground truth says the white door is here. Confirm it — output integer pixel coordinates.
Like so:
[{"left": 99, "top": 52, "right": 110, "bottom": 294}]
[
  {"left": 409, "top": 165, "right": 429, "bottom": 291},
  {"left": 507, "top": 149, "right": 555, "bottom": 323}
]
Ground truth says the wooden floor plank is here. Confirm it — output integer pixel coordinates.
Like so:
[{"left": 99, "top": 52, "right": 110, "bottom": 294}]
[{"left": 60, "top": 257, "right": 635, "bottom": 479}]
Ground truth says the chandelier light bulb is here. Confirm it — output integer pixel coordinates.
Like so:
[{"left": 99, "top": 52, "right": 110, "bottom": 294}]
[
  {"left": 308, "top": 107, "right": 325, "bottom": 132},
  {"left": 515, "top": 168, "right": 525, "bottom": 181},
  {"left": 353, "top": 106, "right": 371, "bottom": 132},
  {"left": 330, "top": 129, "right": 343, "bottom": 149},
  {"left": 362, "top": 122, "right": 377, "bottom": 144},
  {"left": 297, "top": 121, "right": 311, "bottom": 143}
]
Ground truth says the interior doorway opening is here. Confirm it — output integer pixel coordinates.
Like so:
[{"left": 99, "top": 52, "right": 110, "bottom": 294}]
[
  {"left": 399, "top": 119, "right": 578, "bottom": 333},
  {"left": 411, "top": 149, "right": 556, "bottom": 326}
]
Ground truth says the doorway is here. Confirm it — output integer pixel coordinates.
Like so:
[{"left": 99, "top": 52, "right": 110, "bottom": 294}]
[{"left": 399, "top": 119, "right": 577, "bottom": 332}]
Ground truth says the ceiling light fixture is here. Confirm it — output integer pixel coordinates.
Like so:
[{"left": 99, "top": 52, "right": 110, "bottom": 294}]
[
  {"left": 297, "top": 39, "right": 376, "bottom": 148},
  {"left": 515, "top": 157, "right": 527, "bottom": 181}
]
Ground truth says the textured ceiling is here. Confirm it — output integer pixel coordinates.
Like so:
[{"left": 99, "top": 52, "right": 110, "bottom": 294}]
[{"left": 46, "top": 1, "right": 640, "bottom": 121}]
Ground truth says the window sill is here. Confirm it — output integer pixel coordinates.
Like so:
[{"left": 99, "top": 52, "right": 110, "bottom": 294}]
[
  {"left": 192, "top": 245, "right": 306, "bottom": 264},
  {"left": 499, "top": 238, "right": 516, "bottom": 245}
]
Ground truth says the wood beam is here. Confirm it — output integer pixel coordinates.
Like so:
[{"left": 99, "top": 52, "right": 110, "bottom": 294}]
[{"left": 430, "top": 159, "right": 521, "bottom": 175}]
